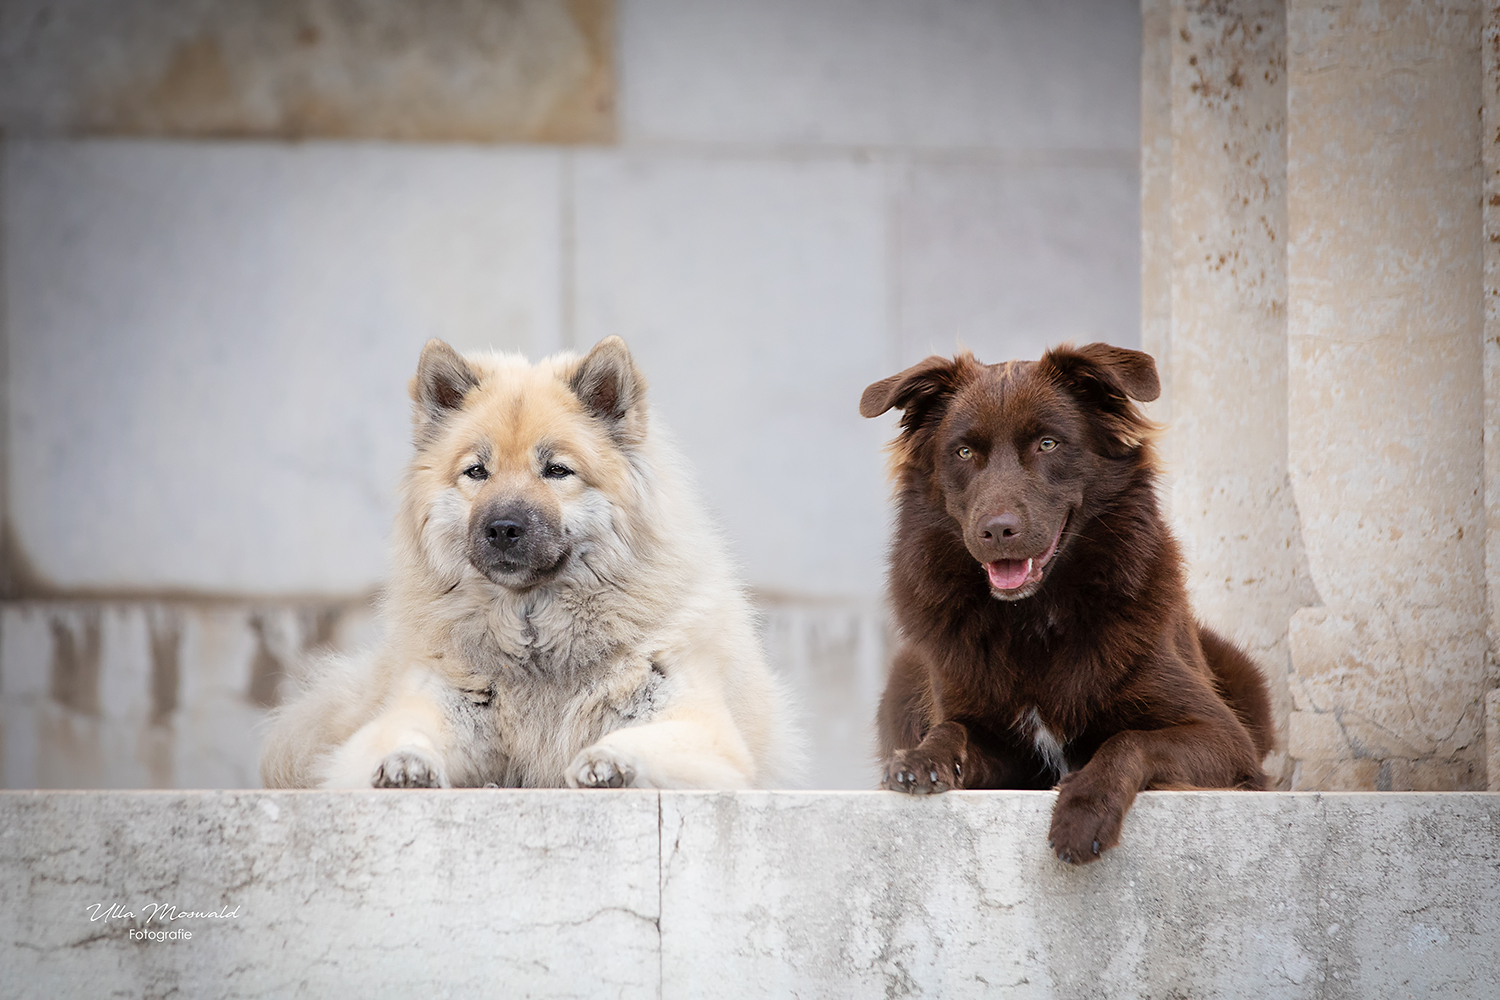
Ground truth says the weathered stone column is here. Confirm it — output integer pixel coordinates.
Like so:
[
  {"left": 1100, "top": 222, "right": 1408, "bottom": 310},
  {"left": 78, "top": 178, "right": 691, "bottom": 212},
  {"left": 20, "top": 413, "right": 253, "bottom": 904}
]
[
  {"left": 1160, "top": 0, "right": 1315, "bottom": 785},
  {"left": 1285, "top": 1, "right": 1489, "bottom": 789},
  {"left": 1484, "top": 3, "right": 1500, "bottom": 792}
]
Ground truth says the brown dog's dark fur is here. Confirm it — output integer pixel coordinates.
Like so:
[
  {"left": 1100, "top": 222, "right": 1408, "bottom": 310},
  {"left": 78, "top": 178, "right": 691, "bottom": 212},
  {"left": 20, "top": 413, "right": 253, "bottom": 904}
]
[{"left": 861, "top": 343, "right": 1273, "bottom": 865}]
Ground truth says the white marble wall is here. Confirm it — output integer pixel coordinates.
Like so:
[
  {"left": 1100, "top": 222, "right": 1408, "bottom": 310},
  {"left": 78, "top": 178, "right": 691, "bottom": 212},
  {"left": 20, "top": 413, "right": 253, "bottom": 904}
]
[{"left": 0, "top": 0, "right": 1143, "bottom": 789}]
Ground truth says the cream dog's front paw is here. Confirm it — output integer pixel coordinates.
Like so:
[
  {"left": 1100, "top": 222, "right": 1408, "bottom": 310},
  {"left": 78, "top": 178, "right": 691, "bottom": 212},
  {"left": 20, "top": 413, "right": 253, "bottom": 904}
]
[
  {"left": 566, "top": 745, "right": 639, "bottom": 789},
  {"left": 373, "top": 746, "right": 448, "bottom": 788}
]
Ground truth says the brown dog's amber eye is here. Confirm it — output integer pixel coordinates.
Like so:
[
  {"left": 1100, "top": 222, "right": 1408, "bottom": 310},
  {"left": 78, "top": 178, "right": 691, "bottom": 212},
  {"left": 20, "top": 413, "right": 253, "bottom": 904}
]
[
  {"left": 956, "top": 446, "right": 974, "bottom": 460},
  {"left": 1038, "top": 438, "right": 1058, "bottom": 452},
  {"left": 463, "top": 464, "right": 489, "bottom": 480}
]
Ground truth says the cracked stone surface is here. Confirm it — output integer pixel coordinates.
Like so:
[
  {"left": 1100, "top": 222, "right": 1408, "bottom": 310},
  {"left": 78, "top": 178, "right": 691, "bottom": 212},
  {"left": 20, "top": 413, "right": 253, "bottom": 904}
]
[
  {"left": 6, "top": 790, "right": 1491, "bottom": 999},
  {"left": 1, "top": 790, "right": 661, "bottom": 999}
]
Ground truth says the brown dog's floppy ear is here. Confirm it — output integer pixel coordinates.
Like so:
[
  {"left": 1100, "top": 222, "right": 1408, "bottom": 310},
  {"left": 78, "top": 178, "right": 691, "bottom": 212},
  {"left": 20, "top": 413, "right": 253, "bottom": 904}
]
[
  {"left": 1045, "top": 342, "right": 1160, "bottom": 403},
  {"left": 860, "top": 353, "right": 977, "bottom": 433},
  {"left": 1041, "top": 342, "right": 1160, "bottom": 456},
  {"left": 411, "top": 339, "right": 480, "bottom": 439},
  {"left": 569, "top": 336, "right": 647, "bottom": 443}
]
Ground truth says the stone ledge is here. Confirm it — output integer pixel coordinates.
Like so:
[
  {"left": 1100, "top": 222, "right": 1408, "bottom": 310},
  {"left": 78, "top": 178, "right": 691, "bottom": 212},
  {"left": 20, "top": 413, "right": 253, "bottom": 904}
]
[{"left": 2, "top": 791, "right": 1496, "bottom": 999}]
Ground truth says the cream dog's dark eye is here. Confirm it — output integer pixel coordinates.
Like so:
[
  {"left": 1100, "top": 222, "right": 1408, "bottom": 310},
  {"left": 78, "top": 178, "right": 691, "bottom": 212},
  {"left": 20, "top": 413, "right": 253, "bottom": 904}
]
[
  {"left": 463, "top": 464, "right": 489, "bottom": 480},
  {"left": 543, "top": 464, "right": 574, "bottom": 479}
]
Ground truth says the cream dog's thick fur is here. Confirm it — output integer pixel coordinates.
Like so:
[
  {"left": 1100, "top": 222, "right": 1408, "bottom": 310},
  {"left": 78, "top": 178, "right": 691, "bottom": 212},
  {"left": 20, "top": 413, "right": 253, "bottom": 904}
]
[{"left": 260, "top": 337, "right": 795, "bottom": 789}]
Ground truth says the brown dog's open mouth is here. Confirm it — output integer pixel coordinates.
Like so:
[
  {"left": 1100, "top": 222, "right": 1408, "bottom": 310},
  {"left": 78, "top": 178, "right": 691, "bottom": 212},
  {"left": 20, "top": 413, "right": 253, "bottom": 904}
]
[{"left": 984, "top": 519, "right": 1066, "bottom": 595}]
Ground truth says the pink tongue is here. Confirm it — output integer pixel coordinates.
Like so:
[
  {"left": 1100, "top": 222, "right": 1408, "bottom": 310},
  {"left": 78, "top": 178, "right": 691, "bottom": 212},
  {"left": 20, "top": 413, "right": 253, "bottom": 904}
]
[{"left": 986, "top": 558, "right": 1030, "bottom": 591}]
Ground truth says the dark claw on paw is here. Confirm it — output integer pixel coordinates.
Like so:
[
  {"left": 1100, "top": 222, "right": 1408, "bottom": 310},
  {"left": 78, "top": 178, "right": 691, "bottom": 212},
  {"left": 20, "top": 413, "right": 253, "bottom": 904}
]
[{"left": 1092, "top": 840, "right": 1100, "bottom": 855}]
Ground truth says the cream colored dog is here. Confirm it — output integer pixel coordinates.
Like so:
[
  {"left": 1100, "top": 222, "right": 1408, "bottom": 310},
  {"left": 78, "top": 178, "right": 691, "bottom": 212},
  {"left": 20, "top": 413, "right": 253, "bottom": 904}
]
[{"left": 261, "top": 337, "right": 795, "bottom": 789}]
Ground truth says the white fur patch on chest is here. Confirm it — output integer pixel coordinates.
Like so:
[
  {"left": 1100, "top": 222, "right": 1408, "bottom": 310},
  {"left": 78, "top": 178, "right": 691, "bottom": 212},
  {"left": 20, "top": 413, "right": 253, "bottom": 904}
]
[{"left": 1019, "top": 707, "right": 1069, "bottom": 778}]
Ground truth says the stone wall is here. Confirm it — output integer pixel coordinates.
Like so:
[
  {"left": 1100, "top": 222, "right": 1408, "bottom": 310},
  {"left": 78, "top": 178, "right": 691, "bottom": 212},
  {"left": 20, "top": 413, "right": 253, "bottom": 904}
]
[
  {"left": 0, "top": 1, "right": 1143, "bottom": 790},
  {"left": 3, "top": 790, "right": 1497, "bottom": 999},
  {"left": 1145, "top": 0, "right": 1499, "bottom": 790}
]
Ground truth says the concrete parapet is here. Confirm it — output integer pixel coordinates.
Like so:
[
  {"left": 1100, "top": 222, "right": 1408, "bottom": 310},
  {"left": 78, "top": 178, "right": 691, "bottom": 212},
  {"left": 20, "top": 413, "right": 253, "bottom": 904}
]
[{"left": 1, "top": 790, "right": 1496, "bottom": 998}]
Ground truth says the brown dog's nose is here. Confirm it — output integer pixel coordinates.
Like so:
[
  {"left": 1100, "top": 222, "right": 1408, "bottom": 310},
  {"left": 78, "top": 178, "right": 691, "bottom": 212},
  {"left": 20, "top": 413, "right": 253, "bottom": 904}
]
[{"left": 980, "top": 512, "right": 1022, "bottom": 540}]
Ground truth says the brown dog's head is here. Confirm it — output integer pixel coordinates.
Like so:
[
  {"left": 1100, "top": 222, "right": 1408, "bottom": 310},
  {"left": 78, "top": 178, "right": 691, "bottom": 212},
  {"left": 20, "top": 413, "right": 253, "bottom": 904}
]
[
  {"left": 861, "top": 343, "right": 1159, "bottom": 601},
  {"left": 403, "top": 336, "right": 647, "bottom": 591}
]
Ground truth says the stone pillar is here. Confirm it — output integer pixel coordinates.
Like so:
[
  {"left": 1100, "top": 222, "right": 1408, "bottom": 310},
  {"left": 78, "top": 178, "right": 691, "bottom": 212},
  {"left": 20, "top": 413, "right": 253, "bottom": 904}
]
[
  {"left": 1485, "top": 3, "right": 1500, "bottom": 792},
  {"left": 1162, "top": 0, "right": 1315, "bottom": 785},
  {"left": 1285, "top": 1, "right": 1488, "bottom": 789}
]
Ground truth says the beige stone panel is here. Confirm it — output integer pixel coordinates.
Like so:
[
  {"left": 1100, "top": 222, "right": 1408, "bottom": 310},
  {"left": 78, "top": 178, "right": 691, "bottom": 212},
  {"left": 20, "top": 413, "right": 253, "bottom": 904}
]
[
  {"left": 1291, "top": 758, "right": 1380, "bottom": 791},
  {"left": 1289, "top": 606, "right": 1487, "bottom": 789},
  {"left": 1166, "top": 1, "right": 1313, "bottom": 783},
  {"left": 0, "top": 0, "right": 615, "bottom": 142},
  {"left": 1285, "top": 2, "right": 1486, "bottom": 788},
  {"left": 1286, "top": 1, "right": 1484, "bottom": 611}
]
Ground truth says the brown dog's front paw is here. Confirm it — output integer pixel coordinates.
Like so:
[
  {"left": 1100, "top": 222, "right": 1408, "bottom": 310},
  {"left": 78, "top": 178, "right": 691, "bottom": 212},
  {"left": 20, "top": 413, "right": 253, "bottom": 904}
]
[
  {"left": 881, "top": 749, "right": 962, "bottom": 795},
  {"left": 1048, "top": 771, "right": 1125, "bottom": 865}
]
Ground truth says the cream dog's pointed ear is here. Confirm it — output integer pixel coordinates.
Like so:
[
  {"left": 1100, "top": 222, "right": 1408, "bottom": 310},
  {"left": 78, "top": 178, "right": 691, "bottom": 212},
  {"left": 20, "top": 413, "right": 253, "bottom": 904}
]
[
  {"left": 569, "top": 336, "right": 648, "bottom": 443},
  {"left": 410, "top": 339, "right": 478, "bottom": 440}
]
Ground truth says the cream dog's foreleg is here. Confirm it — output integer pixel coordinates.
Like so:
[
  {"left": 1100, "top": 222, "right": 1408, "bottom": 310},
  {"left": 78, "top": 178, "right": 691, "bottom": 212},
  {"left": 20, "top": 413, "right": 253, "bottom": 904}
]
[
  {"left": 566, "top": 697, "right": 756, "bottom": 790},
  {"left": 317, "top": 669, "right": 455, "bottom": 788}
]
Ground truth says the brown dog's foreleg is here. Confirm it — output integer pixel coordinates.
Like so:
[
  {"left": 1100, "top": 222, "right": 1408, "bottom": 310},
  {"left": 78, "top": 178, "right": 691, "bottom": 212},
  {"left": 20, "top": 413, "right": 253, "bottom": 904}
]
[
  {"left": 881, "top": 720, "right": 970, "bottom": 794},
  {"left": 1048, "top": 717, "right": 1263, "bottom": 864}
]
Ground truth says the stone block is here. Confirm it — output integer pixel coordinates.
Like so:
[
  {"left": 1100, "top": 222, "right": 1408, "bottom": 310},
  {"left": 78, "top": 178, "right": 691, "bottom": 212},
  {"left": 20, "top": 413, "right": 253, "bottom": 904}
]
[
  {"left": 0, "top": 0, "right": 615, "bottom": 142},
  {"left": 619, "top": 0, "right": 1140, "bottom": 150},
  {"left": 892, "top": 162, "right": 1141, "bottom": 365},
  {"left": 0, "top": 790, "right": 661, "bottom": 999},
  {"left": 2, "top": 790, "right": 1497, "bottom": 998},
  {"left": 656, "top": 791, "right": 1496, "bottom": 998},
  {"left": 1288, "top": 606, "right": 1486, "bottom": 782},
  {"left": 1286, "top": 710, "right": 1348, "bottom": 761},
  {"left": 573, "top": 151, "right": 890, "bottom": 598},
  {"left": 4, "top": 140, "right": 563, "bottom": 595}
]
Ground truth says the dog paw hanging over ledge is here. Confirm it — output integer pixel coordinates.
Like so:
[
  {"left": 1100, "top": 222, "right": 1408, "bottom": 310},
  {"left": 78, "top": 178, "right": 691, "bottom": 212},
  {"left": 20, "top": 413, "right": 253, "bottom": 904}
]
[{"left": 1, "top": 789, "right": 1495, "bottom": 998}]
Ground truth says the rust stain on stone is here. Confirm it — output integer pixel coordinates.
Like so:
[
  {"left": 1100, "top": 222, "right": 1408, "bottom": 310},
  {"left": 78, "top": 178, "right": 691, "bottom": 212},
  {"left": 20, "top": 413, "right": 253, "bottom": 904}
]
[
  {"left": 531, "top": 0, "right": 616, "bottom": 143},
  {"left": 8, "top": 0, "right": 617, "bottom": 143},
  {"left": 49, "top": 610, "right": 102, "bottom": 717}
]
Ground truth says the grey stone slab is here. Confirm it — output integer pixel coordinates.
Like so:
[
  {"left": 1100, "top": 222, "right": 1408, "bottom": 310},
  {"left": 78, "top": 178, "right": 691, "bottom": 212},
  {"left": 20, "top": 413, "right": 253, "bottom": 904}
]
[
  {"left": 573, "top": 151, "right": 891, "bottom": 599},
  {"left": 620, "top": 0, "right": 1140, "bottom": 151},
  {"left": 893, "top": 162, "right": 1141, "bottom": 366},
  {"left": 4, "top": 140, "right": 562, "bottom": 595},
  {"left": 658, "top": 791, "right": 1500, "bottom": 999},
  {"left": 0, "top": 790, "right": 662, "bottom": 1000}
]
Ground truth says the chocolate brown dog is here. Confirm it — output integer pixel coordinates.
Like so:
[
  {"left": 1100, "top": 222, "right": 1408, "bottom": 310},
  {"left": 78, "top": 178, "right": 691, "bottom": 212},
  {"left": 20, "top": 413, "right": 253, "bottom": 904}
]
[{"left": 861, "top": 343, "right": 1272, "bottom": 864}]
